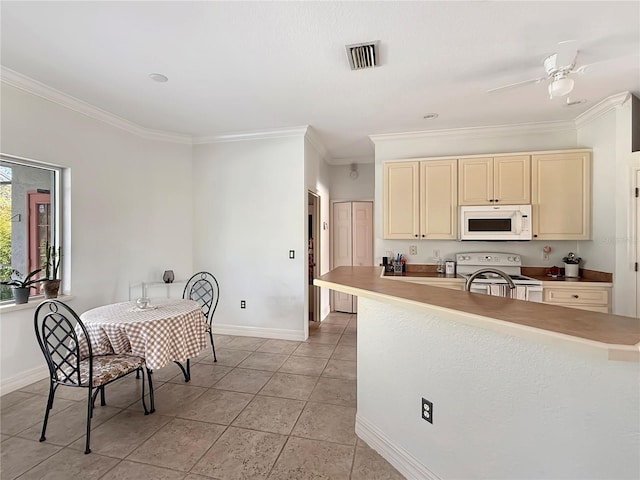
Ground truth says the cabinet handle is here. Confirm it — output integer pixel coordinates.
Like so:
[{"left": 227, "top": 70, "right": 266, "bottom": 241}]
[
  {"left": 414, "top": 234, "right": 418, "bottom": 238},
  {"left": 421, "top": 234, "right": 425, "bottom": 238},
  {"left": 494, "top": 199, "right": 499, "bottom": 203},
  {"left": 533, "top": 234, "right": 538, "bottom": 238},
  {"left": 572, "top": 295, "right": 579, "bottom": 298},
  {"left": 489, "top": 199, "right": 494, "bottom": 202}
]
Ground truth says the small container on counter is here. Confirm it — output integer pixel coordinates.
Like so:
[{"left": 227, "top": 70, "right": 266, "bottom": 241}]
[{"left": 445, "top": 260, "right": 456, "bottom": 275}]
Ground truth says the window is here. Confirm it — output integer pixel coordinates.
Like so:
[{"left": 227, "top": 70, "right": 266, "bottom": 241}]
[{"left": 0, "top": 155, "right": 61, "bottom": 302}]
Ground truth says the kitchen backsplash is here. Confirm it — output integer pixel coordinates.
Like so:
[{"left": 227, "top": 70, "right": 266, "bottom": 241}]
[{"left": 377, "top": 239, "right": 583, "bottom": 269}]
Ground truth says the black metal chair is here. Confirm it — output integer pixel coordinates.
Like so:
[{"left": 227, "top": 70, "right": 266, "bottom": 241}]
[
  {"left": 34, "top": 300, "right": 153, "bottom": 454},
  {"left": 183, "top": 271, "right": 220, "bottom": 363}
]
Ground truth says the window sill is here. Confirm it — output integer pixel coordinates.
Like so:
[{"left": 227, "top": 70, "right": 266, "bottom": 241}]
[{"left": 0, "top": 295, "right": 75, "bottom": 314}]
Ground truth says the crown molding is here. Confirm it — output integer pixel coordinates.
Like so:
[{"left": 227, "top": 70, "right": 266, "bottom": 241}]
[
  {"left": 303, "top": 126, "right": 328, "bottom": 159},
  {"left": 574, "top": 91, "right": 632, "bottom": 129},
  {"left": 0, "top": 66, "right": 192, "bottom": 144},
  {"left": 369, "top": 120, "right": 576, "bottom": 144},
  {"left": 192, "top": 126, "right": 309, "bottom": 145}
]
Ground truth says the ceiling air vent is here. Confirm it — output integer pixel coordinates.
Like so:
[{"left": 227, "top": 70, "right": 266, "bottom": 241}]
[{"left": 345, "top": 41, "right": 379, "bottom": 70}]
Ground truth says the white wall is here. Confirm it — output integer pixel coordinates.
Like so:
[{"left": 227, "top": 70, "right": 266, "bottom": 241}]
[
  {"left": 577, "top": 97, "right": 638, "bottom": 316},
  {"left": 371, "top": 125, "right": 580, "bottom": 267},
  {"left": 357, "top": 297, "right": 639, "bottom": 480},
  {"left": 192, "top": 137, "right": 307, "bottom": 340},
  {"left": 0, "top": 84, "right": 194, "bottom": 393},
  {"left": 329, "top": 163, "right": 375, "bottom": 201},
  {"left": 305, "top": 138, "right": 331, "bottom": 321}
]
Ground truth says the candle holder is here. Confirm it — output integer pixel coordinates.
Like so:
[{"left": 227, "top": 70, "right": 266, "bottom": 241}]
[{"left": 163, "top": 270, "right": 175, "bottom": 283}]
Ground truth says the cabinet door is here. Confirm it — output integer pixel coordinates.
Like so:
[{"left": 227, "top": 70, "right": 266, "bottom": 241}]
[
  {"left": 383, "top": 162, "right": 419, "bottom": 239},
  {"left": 494, "top": 155, "right": 530, "bottom": 204},
  {"left": 532, "top": 152, "right": 591, "bottom": 240},
  {"left": 458, "top": 157, "right": 492, "bottom": 205},
  {"left": 420, "top": 159, "right": 458, "bottom": 239}
]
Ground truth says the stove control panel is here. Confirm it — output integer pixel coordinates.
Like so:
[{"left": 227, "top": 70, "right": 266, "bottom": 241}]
[{"left": 456, "top": 252, "right": 522, "bottom": 267}]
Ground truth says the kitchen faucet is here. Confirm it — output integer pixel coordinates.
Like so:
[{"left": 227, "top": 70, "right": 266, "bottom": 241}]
[{"left": 464, "top": 268, "right": 516, "bottom": 292}]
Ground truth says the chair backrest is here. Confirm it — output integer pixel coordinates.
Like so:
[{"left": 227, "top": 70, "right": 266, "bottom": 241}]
[
  {"left": 34, "top": 300, "right": 91, "bottom": 387},
  {"left": 183, "top": 271, "right": 219, "bottom": 325}
]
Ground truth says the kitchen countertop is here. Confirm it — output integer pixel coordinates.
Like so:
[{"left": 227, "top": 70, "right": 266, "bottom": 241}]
[{"left": 315, "top": 266, "right": 639, "bottom": 361}]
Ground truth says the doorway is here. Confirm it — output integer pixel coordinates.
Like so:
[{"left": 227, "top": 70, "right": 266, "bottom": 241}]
[
  {"left": 308, "top": 191, "right": 321, "bottom": 322},
  {"left": 332, "top": 201, "right": 373, "bottom": 313},
  {"left": 636, "top": 169, "right": 639, "bottom": 318}
]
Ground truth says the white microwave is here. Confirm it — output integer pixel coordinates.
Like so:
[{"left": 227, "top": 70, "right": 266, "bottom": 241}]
[{"left": 459, "top": 205, "right": 532, "bottom": 241}]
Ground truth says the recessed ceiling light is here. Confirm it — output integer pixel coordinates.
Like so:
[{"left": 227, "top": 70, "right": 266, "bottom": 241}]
[
  {"left": 423, "top": 113, "right": 439, "bottom": 120},
  {"left": 149, "top": 73, "right": 168, "bottom": 83}
]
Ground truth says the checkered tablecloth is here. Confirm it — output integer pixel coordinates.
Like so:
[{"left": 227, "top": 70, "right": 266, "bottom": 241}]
[{"left": 78, "top": 298, "right": 207, "bottom": 370}]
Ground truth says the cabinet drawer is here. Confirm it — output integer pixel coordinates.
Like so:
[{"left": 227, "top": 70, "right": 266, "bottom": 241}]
[{"left": 543, "top": 287, "right": 609, "bottom": 305}]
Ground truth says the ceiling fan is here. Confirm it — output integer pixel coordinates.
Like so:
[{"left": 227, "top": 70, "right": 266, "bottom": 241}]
[{"left": 488, "top": 41, "right": 587, "bottom": 99}]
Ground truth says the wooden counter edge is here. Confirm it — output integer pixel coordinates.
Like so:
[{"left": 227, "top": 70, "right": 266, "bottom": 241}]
[{"left": 314, "top": 269, "right": 639, "bottom": 363}]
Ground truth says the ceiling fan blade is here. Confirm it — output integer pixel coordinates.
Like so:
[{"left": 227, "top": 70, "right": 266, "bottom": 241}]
[{"left": 486, "top": 76, "right": 547, "bottom": 94}]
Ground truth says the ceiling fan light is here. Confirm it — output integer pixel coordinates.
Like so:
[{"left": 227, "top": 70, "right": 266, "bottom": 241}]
[{"left": 548, "top": 77, "right": 574, "bottom": 98}]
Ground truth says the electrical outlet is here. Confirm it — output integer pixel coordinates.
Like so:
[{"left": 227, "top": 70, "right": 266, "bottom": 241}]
[
  {"left": 240, "top": 300, "right": 246, "bottom": 309},
  {"left": 422, "top": 398, "right": 433, "bottom": 424},
  {"left": 433, "top": 249, "right": 440, "bottom": 260},
  {"left": 409, "top": 245, "right": 418, "bottom": 256},
  {"left": 386, "top": 250, "right": 394, "bottom": 258}
]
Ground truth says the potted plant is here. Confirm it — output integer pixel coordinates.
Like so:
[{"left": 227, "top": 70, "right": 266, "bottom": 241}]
[
  {"left": 42, "top": 243, "right": 62, "bottom": 299},
  {"left": 562, "top": 252, "right": 581, "bottom": 278},
  {"left": 1, "top": 268, "right": 44, "bottom": 304}
]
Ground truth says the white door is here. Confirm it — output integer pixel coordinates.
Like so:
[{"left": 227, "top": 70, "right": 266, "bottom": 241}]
[
  {"left": 332, "top": 201, "right": 373, "bottom": 313},
  {"left": 333, "top": 202, "right": 354, "bottom": 313}
]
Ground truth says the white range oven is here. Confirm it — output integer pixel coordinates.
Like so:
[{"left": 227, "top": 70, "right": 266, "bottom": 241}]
[{"left": 456, "top": 252, "right": 542, "bottom": 302}]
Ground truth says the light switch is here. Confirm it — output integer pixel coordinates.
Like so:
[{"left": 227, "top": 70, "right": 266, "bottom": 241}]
[{"left": 289, "top": 250, "right": 295, "bottom": 259}]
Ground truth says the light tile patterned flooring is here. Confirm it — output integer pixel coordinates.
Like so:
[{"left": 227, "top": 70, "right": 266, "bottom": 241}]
[{"left": 0, "top": 313, "right": 405, "bottom": 480}]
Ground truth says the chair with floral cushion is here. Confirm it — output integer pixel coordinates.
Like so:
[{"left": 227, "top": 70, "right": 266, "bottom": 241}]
[{"left": 34, "top": 300, "right": 153, "bottom": 454}]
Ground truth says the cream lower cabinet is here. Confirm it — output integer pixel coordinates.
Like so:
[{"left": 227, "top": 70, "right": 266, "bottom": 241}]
[
  {"left": 531, "top": 151, "right": 591, "bottom": 240},
  {"left": 384, "top": 159, "right": 457, "bottom": 239},
  {"left": 458, "top": 155, "right": 530, "bottom": 205},
  {"left": 542, "top": 283, "right": 611, "bottom": 313}
]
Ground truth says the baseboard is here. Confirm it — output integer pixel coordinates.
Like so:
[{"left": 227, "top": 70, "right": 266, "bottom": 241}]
[
  {"left": 0, "top": 365, "right": 48, "bottom": 396},
  {"left": 356, "top": 414, "right": 440, "bottom": 480},
  {"left": 211, "top": 323, "right": 306, "bottom": 341}
]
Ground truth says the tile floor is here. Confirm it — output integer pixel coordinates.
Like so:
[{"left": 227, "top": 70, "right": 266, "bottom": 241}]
[{"left": 0, "top": 313, "right": 405, "bottom": 480}]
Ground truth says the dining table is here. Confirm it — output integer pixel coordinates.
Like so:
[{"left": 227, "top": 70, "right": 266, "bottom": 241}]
[{"left": 79, "top": 298, "right": 208, "bottom": 410}]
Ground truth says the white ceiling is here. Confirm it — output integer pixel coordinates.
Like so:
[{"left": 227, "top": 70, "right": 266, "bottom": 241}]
[{"left": 1, "top": 1, "right": 639, "bottom": 163}]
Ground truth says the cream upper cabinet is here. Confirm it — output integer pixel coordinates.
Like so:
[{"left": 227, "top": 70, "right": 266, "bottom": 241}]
[
  {"left": 383, "top": 161, "right": 420, "bottom": 239},
  {"left": 420, "top": 159, "right": 457, "bottom": 239},
  {"left": 458, "top": 155, "right": 530, "bottom": 205},
  {"left": 531, "top": 151, "right": 591, "bottom": 240},
  {"left": 383, "top": 159, "right": 458, "bottom": 239}
]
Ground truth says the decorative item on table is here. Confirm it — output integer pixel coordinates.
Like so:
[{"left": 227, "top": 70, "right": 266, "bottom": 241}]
[
  {"left": 562, "top": 252, "right": 581, "bottom": 278},
  {"left": 42, "top": 242, "right": 62, "bottom": 299},
  {"left": 1, "top": 268, "right": 44, "bottom": 304},
  {"left": 162, "top": 270, "right": 175, "bottom": 283},
  {"left": 135, "top": 297, "right": 151, "bottom": 309},
  {"left": 135, "top": 282, "right": 151, "bottom": 310}
]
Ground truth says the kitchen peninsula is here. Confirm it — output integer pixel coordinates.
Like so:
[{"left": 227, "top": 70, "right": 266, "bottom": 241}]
[{"left": 315, "top": 267, "right": 640, "bottom": 479}]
